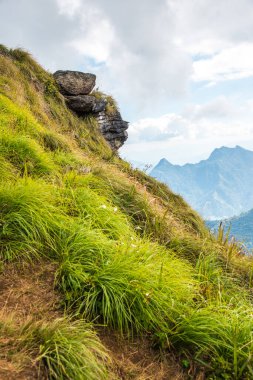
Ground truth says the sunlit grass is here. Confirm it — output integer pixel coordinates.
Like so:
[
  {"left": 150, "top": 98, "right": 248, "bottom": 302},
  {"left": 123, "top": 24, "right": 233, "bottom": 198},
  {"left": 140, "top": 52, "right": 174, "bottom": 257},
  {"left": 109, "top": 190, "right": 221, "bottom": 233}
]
[
  {"left": 0, "top": 313, "right": 109, "bottom": 380},
  {"left": 2, "top": 45, "right": 253, "bottom": 379},
  {"left": 56, "top": 238, "right": 196, "bottom": 335}
]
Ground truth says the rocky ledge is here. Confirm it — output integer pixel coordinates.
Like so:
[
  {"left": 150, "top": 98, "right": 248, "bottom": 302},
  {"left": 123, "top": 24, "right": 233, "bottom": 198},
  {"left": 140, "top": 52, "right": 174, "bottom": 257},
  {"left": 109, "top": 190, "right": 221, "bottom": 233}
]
[{"left": 53, "top": 70, "right": 128, "bottom": 150}]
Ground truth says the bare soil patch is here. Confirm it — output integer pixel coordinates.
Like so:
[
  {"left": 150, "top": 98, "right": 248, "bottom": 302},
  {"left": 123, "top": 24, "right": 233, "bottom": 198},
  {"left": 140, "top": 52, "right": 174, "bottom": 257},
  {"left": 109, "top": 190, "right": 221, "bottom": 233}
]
[
  {"left": 0, "top": 260, "right": 60, "bottom": 379},
  {"left": 100, "top": 330, "right": 187, "bottom": 380}
]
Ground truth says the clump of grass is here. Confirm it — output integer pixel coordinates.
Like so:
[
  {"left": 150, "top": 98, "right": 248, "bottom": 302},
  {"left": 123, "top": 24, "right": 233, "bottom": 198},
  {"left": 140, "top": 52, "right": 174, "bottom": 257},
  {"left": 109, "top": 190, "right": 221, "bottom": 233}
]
[
  {"left": 167, "top": 236, "right": 205, "bottom": 261},
  {"left": 0, "top": 134, "right": 55, "bottom": 176},
  {"left": 0, "top": 94, "right": 43, "bottom": 138},
  {"left": 0, "top": 95, "right": 69, "bottom": 155},
  {"left": 0, "top": 312, "right": 109, "bottom": 380},
  {"left": 105, "top": 95, "right": 118, "bottom": 115},
  {"left": 53, "top": 223, "right": 116, "bottom": 263},
  {"left": 7, "top": 48, "right": 59, "bottom": 99},
  {"left": 20, "top": 317, "right": 109, "bottom": 380},
  {"left": 56, "top": 238, "right": 195, "bottom": 335},
  {"left": 61, "top": 184, "right": 133, "bottom": 240},
  {"left": 77, "top": 115, "right": 113, "bottom": 159},
  {"left": 195, "top": 252, "right": 225, "bottom": 303},
  {"left": 9, "top": 48, "right": 31, "bottom": 62},
  {"left": 0, "top": 156, "right": 17, "bottom": 181},
  {"left": 0, "top": 179, "right": 63, "bottom": 261},
  {"left": 52, "top": 151, "right": 80, "bottom": 171},
  {"left": 167, "top": 305, "right": 253, "bottom": 379},
  {"left": 91, "top": 90, "right": 106, "bottom": 101},
  {"left": 0, "top": 43, "right": 10, "bottom": 56},
  {"left": 89, "top": 167, "right": 171, "bottom": 243},
  {"left": 41, "top": 131, "right": 69, "bottom": 152},
  {"left": 216, "top": 222, "right": 242, "bottom": 266},
  {"left": 92, "top": 90, "right": 119, "bottom": 115},
  {"left": 115, "top": 162, "right": 208, "bottom": 238}
]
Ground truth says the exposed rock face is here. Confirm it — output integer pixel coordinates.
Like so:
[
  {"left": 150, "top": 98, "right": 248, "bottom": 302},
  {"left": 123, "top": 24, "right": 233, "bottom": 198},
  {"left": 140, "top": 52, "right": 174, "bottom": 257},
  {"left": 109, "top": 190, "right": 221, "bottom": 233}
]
[
  {"left": 97, "top": 111, "right": 128, "bottom": 150},
  {"left": 53, "top": 70, "right": 128, "bottom": 150},
  {"left": 54, "top": 70, "right": 96, "bottom": 95}
]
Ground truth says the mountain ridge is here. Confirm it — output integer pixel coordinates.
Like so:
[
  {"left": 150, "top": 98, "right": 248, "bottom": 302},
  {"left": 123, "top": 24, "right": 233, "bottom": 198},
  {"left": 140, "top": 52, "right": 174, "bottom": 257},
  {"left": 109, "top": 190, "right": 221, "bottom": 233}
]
[{"left": 151, "top": 145, "right": 253, "bottom": 219}]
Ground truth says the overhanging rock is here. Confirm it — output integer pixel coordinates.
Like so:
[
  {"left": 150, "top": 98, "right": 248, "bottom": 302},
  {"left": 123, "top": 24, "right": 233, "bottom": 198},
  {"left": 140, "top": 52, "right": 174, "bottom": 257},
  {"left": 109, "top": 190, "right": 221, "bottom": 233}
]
[{"left": 54, "top": 70, "right": 128, "bottom": 150}]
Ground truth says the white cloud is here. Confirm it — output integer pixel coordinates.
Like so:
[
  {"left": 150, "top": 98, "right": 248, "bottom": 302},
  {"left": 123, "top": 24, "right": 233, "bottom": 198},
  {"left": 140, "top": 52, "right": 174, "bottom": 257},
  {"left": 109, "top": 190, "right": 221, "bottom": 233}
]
[
  {"left": 128, "top": 114, "right": 189, "bottom": 143},
  {"left": 56, "top": 0, "right": 82, "bottom": 17},
  {"left": 168, "top": 0, "right": 253, "bottom": 83},
  {"left": 2, "top": 0, "right": 253, "bottom": 115},
  {"left": 1, "top": 0, "right": 253, "bottom": 164},
  {"left": 126, "top": 97, "right": 253, "bottom": 145},
  {"left": 168, "top": 0, "right": 253, "bottom": 55},
  {"left": 0, "top": 0, "right": 192, "bottom": 117},
  {"left": 193, "top": 43, "right": 253, "bottom": 82},
  {"left": 183, "top": 97, "right": 233, "bottom": 120},
  {"left": 122, "top": 95, "right": 253, "bottom": 164},
  {"left": 69, "top": 18, "right": 115, "bottom": 62}
]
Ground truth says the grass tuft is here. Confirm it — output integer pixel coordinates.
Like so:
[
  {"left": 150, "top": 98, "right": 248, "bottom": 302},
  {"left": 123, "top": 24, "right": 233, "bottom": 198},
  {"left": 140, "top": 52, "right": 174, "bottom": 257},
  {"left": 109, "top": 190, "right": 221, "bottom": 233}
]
[
  {"left": 0, "top": 312, "right": 109, "bottom": 380},
  {"left": 56, "top": 240, "right": 195, "bottom": 335},
  {"left": 21, "top": 317, "right": 109, "bottom": 380}
]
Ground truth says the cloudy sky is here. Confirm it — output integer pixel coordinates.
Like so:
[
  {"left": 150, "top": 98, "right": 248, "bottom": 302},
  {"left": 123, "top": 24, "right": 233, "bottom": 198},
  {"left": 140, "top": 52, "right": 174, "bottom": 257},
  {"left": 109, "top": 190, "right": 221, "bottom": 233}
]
[{"left": 1, "top": 0, "right": 253, "bottom": 165}]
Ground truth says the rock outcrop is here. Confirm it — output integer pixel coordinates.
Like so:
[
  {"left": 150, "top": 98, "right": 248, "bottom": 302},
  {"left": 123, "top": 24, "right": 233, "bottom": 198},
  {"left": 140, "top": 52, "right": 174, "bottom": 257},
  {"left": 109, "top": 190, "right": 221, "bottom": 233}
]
[
  {"left": 54, "top": 71, "right": 96, "bottom": 95},
  {"left": 97, "top": 111, "right": 128, "bottom": 150},
  {"left": 53, "top": 70, "right": 128, "bottom": 150},
  {"left": 65, "top": 95, "right": 106, "bottom": 114}
]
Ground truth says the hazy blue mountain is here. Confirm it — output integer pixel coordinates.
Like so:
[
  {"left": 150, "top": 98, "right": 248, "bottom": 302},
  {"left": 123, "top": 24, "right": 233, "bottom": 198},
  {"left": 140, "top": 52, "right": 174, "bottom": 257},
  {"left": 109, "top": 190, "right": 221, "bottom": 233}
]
[
  {"left": 150, "top": 146, "right": 253, "bottom": 219},
  {"left": 206, "top": 209, "right": 253, "bottom": 250}
]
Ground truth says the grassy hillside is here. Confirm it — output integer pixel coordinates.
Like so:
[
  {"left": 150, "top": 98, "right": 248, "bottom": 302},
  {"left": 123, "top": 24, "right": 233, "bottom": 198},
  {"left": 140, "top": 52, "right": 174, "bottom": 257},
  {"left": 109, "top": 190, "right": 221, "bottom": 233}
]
[{"left": 1, "top": 45, "right": 253, "bottom": 379}]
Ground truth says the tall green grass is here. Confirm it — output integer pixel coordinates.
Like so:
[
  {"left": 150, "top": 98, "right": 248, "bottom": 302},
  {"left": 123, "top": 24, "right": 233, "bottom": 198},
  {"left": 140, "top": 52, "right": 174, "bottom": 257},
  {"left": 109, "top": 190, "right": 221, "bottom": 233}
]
[
  {"left": 0, "top": 179, "right": 62, "bottom": 261},
  {"left": 2, "top": 45, "right": 253, "bottom": 379},
  {"left": 83, "top": 166, "right": 171, "bottom": 243},
  {"left": 0, "top": 156, "right": 17, "bottom": 181},
  {"left": 168, "top": 306, "right": 253, "bottom": 379},
  {"left": 21, "top": 318, "right": 109, "bottom": 380},
  {"left": 0, "top": 313, "right": 109, "bottom": 380},
  {"left": 0, "top": 134, "right": 54, "bottom": 175},
  {"left": 60, "top": 184, "right": 133, "bottom": 240},
  {"left": 56, "top": 239, "right": 196, "bottom": 335},
  {"left": 0, "top": 94, "right": 43, "bottom": 138}
]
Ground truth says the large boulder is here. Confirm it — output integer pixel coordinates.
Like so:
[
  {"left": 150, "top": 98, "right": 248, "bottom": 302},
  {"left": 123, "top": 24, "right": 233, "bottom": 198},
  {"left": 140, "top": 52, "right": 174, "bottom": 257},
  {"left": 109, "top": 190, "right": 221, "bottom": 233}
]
[
  {"left": 53, "top": 70, "right": 96, "bottom": 95},
  {"left": 65, "top": 95, "right": 106, "bottom": 114}
]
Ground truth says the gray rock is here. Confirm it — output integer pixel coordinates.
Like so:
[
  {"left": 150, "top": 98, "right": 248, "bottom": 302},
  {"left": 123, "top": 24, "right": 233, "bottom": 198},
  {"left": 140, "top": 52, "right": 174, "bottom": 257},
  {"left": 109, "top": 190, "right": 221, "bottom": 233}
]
[
  {"left": 54, "top": 70, "right": 96, "bottom": 95},
  {"left": 65, "top": 95, "right": 94, "bottom": 113},
  {"left": 103, "top": 130, "right": 128, "bottom": 141},
  {"left": 92, "top": 98, "right": 107, "bottom": 113},
  {"left": 96, "top": 110, "right": 128, "bottom": 150},
  {"left": 65, "top": 95, "right": 106, "bottom": 114},
  {"left": 53, "top": 68, "right": 128, "bottom": 150}
]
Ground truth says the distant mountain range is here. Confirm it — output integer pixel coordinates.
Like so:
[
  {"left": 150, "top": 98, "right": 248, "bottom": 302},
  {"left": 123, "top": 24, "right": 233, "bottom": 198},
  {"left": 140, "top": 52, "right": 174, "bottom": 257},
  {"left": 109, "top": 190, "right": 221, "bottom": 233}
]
[
  {"left": 150, "top": 145, "right": 253, "bottom": 219},
  {"left": 207, "top": 209, "right": 253, "bottom": 250}
]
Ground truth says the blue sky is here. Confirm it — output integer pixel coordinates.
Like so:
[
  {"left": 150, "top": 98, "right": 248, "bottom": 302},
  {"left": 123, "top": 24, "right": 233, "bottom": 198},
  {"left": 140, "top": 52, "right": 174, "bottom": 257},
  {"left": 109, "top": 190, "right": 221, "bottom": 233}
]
[{"left": 1, "top": 0, "right": 253, "bottom": 165}]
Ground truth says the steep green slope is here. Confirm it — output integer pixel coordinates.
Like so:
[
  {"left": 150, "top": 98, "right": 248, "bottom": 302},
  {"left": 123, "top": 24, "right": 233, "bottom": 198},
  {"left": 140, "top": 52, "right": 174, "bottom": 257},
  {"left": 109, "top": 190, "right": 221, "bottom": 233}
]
[{"left": 1, "top": 45, "right": 253, "bottom": 379}]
